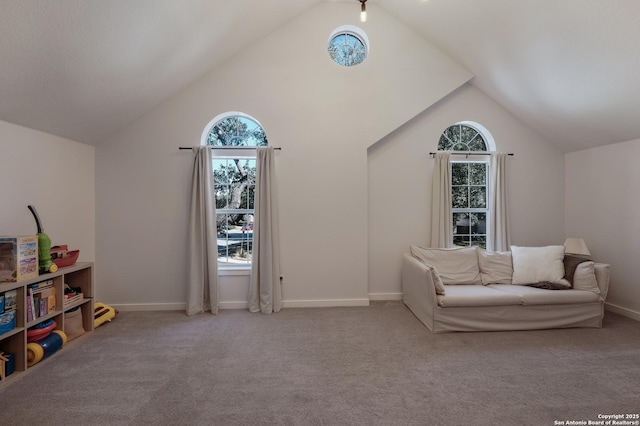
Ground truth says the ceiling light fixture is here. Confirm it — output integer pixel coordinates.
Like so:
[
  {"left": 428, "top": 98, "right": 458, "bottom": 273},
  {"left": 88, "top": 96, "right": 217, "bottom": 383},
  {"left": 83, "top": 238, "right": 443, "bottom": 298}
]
[{"left": 359, "top": 0, "right": 367, "bottom": 23}]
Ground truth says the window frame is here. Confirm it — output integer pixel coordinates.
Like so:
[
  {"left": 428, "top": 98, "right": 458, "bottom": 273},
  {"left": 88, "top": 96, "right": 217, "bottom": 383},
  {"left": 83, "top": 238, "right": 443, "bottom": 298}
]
[
  {"left": 451, "top": 159, "right": 489, "bottom": 249},
  {"left": 327, "top": 25, "right": 370, "bottom": 67},
  {"left": 438, "top": 122, "right": 495, "bottom": 249},
  {"left": 201, "top": 112, "right": 267, "bottom": 271},
  {"left": 213, "top": 155, "right": 257, "bottom": 270}
]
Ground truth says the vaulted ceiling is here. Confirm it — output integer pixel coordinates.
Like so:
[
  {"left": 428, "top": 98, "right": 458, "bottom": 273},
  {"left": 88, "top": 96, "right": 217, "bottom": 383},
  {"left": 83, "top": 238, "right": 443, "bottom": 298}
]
[{"left": 1, "top": 0, "right": 639, "bottom": 152}]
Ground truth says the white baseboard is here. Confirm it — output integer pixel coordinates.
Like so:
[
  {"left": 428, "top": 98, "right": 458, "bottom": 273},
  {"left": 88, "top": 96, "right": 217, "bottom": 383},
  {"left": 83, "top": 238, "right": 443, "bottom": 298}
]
[
  {"left": 111, "top": 299, "right": 370, "bottom": 311},
  {"left": 219, "top": 301, "right": 248, "bottom": 310},
  {"left": 111, "top": 303, "right": 185, "bottom": 312},
  {"left": 605, "top": 302, "right": 640, "bottom": 321},
  {"left": 368, "top": 292, "right": 403, "bottom": 301},
  {"left": 282, "top": 298, "right": 370, "bottom": 308}
]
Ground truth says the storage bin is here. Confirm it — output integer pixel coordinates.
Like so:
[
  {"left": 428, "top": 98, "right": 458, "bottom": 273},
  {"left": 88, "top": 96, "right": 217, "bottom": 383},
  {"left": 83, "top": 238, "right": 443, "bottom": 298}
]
[
  {"left": 0, "top": 309, "right": 16, "bottom": 334},
  {"left": 64, "top": 307, "right": 85, "bottom": 341}
]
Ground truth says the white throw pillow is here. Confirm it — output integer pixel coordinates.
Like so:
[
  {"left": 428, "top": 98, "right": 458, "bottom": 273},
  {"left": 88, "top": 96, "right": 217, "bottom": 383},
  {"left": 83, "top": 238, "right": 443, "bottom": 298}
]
[
  {"left": 572, "top": 261, "right": 600, "bottom": 294},
  {"left": 410, "top": 246, "right": 481, "bottom": 285},
  {"left": 510, "top": 245, "right": 570, "bottom": 287},
  {"left": 477, "top": 249, "right": 513, "bottom": 285}
]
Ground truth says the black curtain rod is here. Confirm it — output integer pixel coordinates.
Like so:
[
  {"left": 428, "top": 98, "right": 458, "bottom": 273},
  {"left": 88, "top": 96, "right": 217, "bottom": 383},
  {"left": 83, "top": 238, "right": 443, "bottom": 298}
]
[
  {"left": 179, "top": 146, "right": 281, "bottom": 151},
  {"left": 429, "top": 151, "right": 514, "bottom": 157}
]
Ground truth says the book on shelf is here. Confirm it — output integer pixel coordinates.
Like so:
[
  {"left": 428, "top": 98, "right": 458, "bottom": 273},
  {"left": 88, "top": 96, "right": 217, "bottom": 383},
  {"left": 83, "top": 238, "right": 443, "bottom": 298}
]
[
  {"left": 48, "top": 294, "right": 56, "bottom": 312},
  {"left": 26, "top": 279, "right": 57, "bottom": 320},
  {"left": 27, "top": 288, "right": 36, "bottom": 322},
  {"left": 3, "top": 289, "right": 17, "bottom": 311},
  {"left": 26, "top": 291, "right": 33, "bottom": 322},
  {"left": 28, "top": 279, "right": 54, "bottom": 294}
]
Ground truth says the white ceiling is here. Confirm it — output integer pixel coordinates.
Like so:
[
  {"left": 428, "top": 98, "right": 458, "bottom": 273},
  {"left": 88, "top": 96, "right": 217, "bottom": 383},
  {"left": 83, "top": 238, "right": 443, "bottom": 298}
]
[{"left": 1, "top": 0, "right": 639, "bottom": 152}]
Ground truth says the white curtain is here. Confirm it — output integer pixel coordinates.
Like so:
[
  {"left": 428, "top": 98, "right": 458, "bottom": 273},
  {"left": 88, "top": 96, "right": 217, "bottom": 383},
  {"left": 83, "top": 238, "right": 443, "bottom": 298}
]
[
  {"left": 488, "top": 152, "right": 510, "bottom": 252},
  {"left": 186, "top": 147, "right": 218, "bottom": 315},
  {"left": 249, "top": 147, "right": 282, "bottom": 314},
  {"left": 430, "top": 152, "right": 452, "bottom": 248}
]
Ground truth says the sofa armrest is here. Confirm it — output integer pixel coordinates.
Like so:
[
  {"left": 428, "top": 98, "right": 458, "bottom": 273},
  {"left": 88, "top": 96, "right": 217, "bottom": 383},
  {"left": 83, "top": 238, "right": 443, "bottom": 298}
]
[
  {"left": 402, "top": 254, "right": 438, "bottom": 331},
  {"left": 593, "top": 263, "right": 610, "bottom": 300}
]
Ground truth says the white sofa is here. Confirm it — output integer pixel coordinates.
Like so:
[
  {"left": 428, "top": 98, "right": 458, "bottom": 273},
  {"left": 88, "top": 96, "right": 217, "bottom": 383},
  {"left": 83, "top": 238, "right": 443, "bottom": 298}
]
[{"left": 402, "top": 246, "right": 610, "bottom": 333}]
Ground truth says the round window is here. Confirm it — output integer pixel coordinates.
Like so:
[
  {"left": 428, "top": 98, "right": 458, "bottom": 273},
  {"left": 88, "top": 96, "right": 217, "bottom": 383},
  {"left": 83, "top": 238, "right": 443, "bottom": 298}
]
[{"left": 328, "top": 25, "right": 369, "bottom": 67}]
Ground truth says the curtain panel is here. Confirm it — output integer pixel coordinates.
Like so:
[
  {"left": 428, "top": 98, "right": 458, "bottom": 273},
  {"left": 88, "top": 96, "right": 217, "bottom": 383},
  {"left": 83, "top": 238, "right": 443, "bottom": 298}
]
[
  {"left": 186, "top": 146, "right": 218, "bottom": 315},
  {"left": 430, "top": 152, "right": 452, "bottom": 248},
  {"left": 488, "top": 152, "right": 510, "bottom": 252},
  {"left": 249, "top": 147, "right": 282, "bottom": 314}
]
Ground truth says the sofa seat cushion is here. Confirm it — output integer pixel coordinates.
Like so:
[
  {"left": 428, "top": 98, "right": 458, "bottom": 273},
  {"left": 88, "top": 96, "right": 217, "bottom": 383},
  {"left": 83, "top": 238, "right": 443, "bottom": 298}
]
[
  {"left": 488, "top": 284, "right": 601, "bottom": 305},
  {"left": 437, "top": 285, "right": 523, "bottom": 307}
]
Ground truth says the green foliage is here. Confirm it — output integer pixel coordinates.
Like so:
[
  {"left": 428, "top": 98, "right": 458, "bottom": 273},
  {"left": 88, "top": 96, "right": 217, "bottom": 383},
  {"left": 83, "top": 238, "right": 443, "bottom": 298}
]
[
  {"left": 438, "top": 124, "right": 487, "bottom": 152},
  {"left": 207, "top": 116, "right": 267, "bottom": 147}
]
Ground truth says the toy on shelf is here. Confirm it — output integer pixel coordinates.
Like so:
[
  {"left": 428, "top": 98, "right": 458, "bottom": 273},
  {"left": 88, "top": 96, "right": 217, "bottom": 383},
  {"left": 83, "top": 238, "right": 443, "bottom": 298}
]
[
  {"left": 50, "top": 245, "right": 79, "bottom": 268},
  {"left": 0, "top": 235, "right": 38, "bottom": 282},
  {"left": 26, "top": 329, "right": 67, "bottom": 367},
  {"left": 27, "top": 205, "right": 57, "bottom": 274},
  {"left": 27, "top": 319, "right": 57, "bottom": 342}
]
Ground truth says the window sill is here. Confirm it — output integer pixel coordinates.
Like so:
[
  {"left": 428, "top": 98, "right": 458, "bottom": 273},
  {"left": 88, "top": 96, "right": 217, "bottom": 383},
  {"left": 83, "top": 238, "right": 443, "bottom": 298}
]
[{"left": 219, "top": 267, "right": 251, "bottom": 276}]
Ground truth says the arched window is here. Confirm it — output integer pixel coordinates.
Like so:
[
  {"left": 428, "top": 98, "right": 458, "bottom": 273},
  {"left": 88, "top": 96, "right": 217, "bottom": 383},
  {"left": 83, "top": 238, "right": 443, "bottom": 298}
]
[
  {"left": 438, "top": 122, "right": 494, "bottom": 249},
  {"left": 201, "top": 112, "right": 267, "bottom": 267},
  {"left": 203, "top": 113, "right": 268, "bottom": 148}
]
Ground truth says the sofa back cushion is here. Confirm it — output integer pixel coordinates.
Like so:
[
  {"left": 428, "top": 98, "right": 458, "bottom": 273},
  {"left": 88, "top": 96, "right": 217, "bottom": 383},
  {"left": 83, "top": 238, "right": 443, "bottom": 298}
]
[
  {"left": 511, "top": 245, "right": 570, "bottom": 288},
  {"left": 477, "top": 249, "right": 513, "bottom": 285},
  {"left": 410, "top": 246, "right": 481, "bottom": 285}
]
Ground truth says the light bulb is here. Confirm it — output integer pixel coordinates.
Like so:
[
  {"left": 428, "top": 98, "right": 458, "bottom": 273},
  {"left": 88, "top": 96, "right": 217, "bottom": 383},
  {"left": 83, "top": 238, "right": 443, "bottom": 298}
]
[{"left": 360, "top": 2, "right": 367, "bottom": 22}]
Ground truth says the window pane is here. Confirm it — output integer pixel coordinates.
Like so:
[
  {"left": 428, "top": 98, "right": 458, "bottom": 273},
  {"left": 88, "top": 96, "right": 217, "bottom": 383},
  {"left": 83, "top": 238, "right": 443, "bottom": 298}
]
[
  {"left": 245, "top": 159, "right": 257, "bottom": 184},
  {"left": 470, "top": 187, "right": 486, "bottom": 209},
  {"left": 452, "top": 187, "right": 468, "bottom": 208},
  {"left": 453, "top": 236, "right": 470, "bottom": 247},
  {"left": 215, "top": 185, "right": 229, "bottom": 209},
  {"left": 245, "top": 184, "right": 255, "bottom": 210},
  {"left": 453, "top": 212, "right": 470, "bottom": 235},
  {"left": 444, "top": 126, "right": 459, "bottom": 145},
  {"left": 468, "top": 136, "right": 487, "bottom": 152},
  {"left": 328, "top": 32, "right": 367, "bottom": 67},
  {"left": 471, "top": 236, "right": 486, "bottom": 248},
  {"left": 213, "top": 159, "right": 230, "bottom": 184},
  {"left": 451, "top": 163, "right": 468, "bottom": 185},
  {"left": 453, "top": 142, "right": 467, "bottom": 151},
  {"left": 469, "top": 163, "right": 486, "bottom": 185},
  {"left": 437, "top": 124, "right": 488, "bottom": 153},
  {"left": 216, "top": 213, "right": 253, "bottom": 265},
  {"left": 438, "top": 135, "right": 453, "bottom": 151},
  {"left": 470, "top": 213, "right": 486, "bottom": 234},
  {"left": 461, "top": 126, "right": 478, "bottom": 144},
  {"left": 207, "top": 114, "right": 268, "bottom": 147}
]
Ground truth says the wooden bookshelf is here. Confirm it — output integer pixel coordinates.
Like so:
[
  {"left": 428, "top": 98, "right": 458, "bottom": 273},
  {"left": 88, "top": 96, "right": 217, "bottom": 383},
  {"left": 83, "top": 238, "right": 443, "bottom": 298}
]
[{"left": 0, "top": 262, "right": 93, "bottom": 387}]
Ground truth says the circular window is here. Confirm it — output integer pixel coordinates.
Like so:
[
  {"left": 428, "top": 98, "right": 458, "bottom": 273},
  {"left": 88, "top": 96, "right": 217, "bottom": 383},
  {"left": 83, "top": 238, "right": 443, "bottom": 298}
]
[{"left": 328, "top": 25, "right": 369, "bottom": 67}]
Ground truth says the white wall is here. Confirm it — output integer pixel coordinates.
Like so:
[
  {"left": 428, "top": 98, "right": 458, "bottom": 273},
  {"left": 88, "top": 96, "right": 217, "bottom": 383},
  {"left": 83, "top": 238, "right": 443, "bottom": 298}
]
[
  {"left": 96, "top": 3, "right": 472, "bottom": 310},
  {"left": 565, "top": 139, "right": 640, "bottom": 319},
  {"left": 368, "top": 84, "right": 567, "bottom": 299},
  {"left": 0, "top": 120, "right": 95, "bottom": 269}
]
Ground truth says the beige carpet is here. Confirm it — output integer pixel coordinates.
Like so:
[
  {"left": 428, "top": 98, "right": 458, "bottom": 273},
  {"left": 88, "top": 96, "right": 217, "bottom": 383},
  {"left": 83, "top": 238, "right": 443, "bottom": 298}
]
[{"left": 1, "top": 302, "right": 638, "bottom": 426}]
